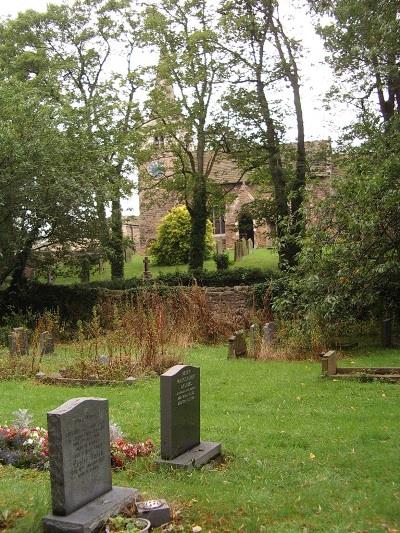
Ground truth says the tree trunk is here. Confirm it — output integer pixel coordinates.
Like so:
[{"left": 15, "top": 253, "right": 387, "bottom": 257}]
[
  {"left": 188, "top": 177, "right": 208, "bottom": 271},
  {"left": 110, "top": 196, "right": 124, "bottom": 280}
]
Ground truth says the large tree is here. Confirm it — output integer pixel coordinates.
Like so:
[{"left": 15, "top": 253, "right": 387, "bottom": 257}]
[
  {"left": 219, "top": 0, "right": 306, "bottom": 270},
  {"left": 0, "top": 78, "right": 99, "bottom": 287},
  {"left": 1, "top": 0, "right": 143, "bottom": 280},
  {"left": 142, "top": 0, "right": 231, "bottom": 271}
]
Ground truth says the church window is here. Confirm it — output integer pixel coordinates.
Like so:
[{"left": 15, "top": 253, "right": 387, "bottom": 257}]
[{"left": 212, "top": 210, "right": 225, "bottom": 235}]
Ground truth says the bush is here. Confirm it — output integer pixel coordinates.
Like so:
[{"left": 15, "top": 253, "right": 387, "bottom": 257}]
[
  {"left": 213, "top": 252, "right": 230, "bottom": 271},
  {"left": 150, "top": 206, "right": 214, "bottom": 265}
]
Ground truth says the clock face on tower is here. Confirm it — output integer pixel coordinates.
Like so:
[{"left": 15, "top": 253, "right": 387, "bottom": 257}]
[{"left": 147, "top": 160, "right": 165, "bottom": 178}]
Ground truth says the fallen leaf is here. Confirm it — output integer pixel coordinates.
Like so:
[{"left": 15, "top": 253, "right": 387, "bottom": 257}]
[
  {"left": 309, "top": 452, "right": 316, "bottom": 460},
  {"left": 192, "top": 526, "right": 202, "bottom": 533}
]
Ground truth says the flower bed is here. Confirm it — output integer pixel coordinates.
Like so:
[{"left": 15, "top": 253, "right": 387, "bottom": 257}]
[{"left": 0, "top": 412, "right": 154, "bottom": 470}]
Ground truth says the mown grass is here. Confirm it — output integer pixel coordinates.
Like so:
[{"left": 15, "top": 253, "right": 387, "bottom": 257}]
[
  {"left": 0, "top": 344, "right": 399, "bottom": 532},
  {"left": 53, "top": 247, "right": 278, "bottom": 284}
]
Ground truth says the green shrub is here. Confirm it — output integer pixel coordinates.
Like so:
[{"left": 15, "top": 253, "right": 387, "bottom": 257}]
[
  {"left": 150, "top": 205, "right": 214, "bottom": 265},
  {"left": 213, "top": 252, "right": 230, "bottom": 271}
]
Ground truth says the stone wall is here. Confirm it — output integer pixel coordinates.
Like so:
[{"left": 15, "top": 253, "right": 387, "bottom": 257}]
[{"left": 204, "top": 285, "right": 255, "bottom": 318}]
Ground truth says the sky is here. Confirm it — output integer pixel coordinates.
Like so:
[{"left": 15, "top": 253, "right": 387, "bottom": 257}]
[{"left": 0, "top": 0, "right": 355, "bottom": 215}]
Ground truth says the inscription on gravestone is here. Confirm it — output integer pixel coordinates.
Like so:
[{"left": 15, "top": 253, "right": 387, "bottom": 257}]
[
  {"left": 158, "top": 365, "right": 221, "bottom": 469},
  {"left": 48, "top": 398, "right": 112, "bottom": 516},
  {"left": 161, "top": 365, "right": 200, "bottom": 460}
]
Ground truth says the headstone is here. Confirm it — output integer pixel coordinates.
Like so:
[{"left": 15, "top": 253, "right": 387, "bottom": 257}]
[
  {"left": 228, "top": 336, "right": 236, "bottom": 359},
  {"left": 234, "top": 330, "right": 247, "bottom": 357},
  {"left": 143, "top": 256, "right": 152, "bottom": 281},
  {"left": 242, "top": 237, "right": 249, "bottom": 256},
  {"left": 215, "top": 239, "right": 224, "bottom": 255},
  {"left": 249, "top": 324, "right": 259, "bottom": 356},
  {"left": 99, "top": 354, "right": 109, "bottom": 365},
  {"left": 157, "top": 365, "right": 221, "bottom": 469},
  {"left": 234, "top": 240, "right": 243, "bottom": 262},
  {"left": 382, "top": 318, "right": 393, "bottom": 348},
  {"left": 42, "top": 397, "right": 139, "bottom": 533},
  {"left": 40, "top": 331, "right": 55, "bottom": 355},
  {"left": 9, "top": 327, "right": 29, "bottom": 356},
  {"left": 263, "top": 322, "right": 276, "bottom": 345},
  {"left": 247, "top": 238, "right": 253, "bottom": 252},
  {"left": 321, "top": 350, "right": 337, "bottom": 376}
]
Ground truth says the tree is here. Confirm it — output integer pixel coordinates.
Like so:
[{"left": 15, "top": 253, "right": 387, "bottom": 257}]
[
  {"left": 143, "top": 0, "right": 230, "bottom": 271},
  {"left": 150, "top": 206, "right": 214, "bottom": 265},
  {"left": 219, "top": 0, "right": 306, "bottom": 270},
  {"left": 0, "top": 79, "right": 99, "bottom": 287},
  {"left": 274, "top": 129, "right": 400, "bottom": 324},
  {"left": 309, "top": 0, "right": 400, "bottom": 130},
  {"left": 1, "top": 0, "right": 143, "bottom": 280}
]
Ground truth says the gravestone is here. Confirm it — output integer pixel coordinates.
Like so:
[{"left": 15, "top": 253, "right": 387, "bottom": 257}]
[
  {"left": 321, "top": 350, "right": 337, "bottom": 376},
  {"left": 9, "top": 327, "right": 29, "bottom": 356},
  {"left": 241, "top": 237, "right": 249, "bottom": 256},
  {"left": 382, "top": 318, "right": 393, "bottom": 348},
  {"left": 234, "top": 330, "right": 247, "bottom": 357},
  {"left": 157, "top": 365, "right": 221, "bottom": 469},
  {"left": 234, "top": 240, "right": 242, "bottom": 262},
  {"left": 263, "top": 322, "right": 276, "bottom": 345},
  {"left": 43, "top": 397, "right": 139, "bottom": 533},
  {"left": 228, "top": 336, "right": 236, "bottom": 359},
  {"left": 247, "top": 238, "right": 253, "bottom": 253},
  {"left": 227, "top": 331, "right": 247, "bottom": 359},
  {"left": 249, "top": 324, "right": 260, "bottom": 356},
  {"left": 40, "top": 331, "right": 55, "bottom": 355},
  {"left": 215, "top": 239, "right": 225, "bottom": 255},
  {"left": 143, "top": 256, "right": 152, "bottom": 281}
]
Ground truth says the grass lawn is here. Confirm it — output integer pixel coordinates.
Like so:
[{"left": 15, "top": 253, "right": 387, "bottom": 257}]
[
  {"left": 0, "top": 345, "right": 399, "bottom": 532},
  {"left": 53, "top": 247, "right": 278, "bottom": 284}
]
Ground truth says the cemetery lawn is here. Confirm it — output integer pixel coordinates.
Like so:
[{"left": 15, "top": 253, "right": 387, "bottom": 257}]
[
  {"left": 0, "top": 345, "right": 399, "bottom": 532},
  {"left": 53, "top": 247, "right": 278, "bottom": 284}
]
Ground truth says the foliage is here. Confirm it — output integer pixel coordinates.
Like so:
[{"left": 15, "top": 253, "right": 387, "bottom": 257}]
[
  {"left": 273, "top": 128, "right": 400, "bottom": 324},
  {"left": 142, "top": 0, "right": 231, "bottom": 271},
  {"left": 0, "top": 0, "right": 144, "bottom": 283},
  {"left": 219, "top": 0, "right": 306, "bottom": 270},
  {"left": 213, "top": 252, "right": 230, "bottom": 271},
  {"left": 150, "top": 206, "right": 214, "bottom": 266},
  {"left": 309, "top": 0, "right": 400, "bottom": 128}
]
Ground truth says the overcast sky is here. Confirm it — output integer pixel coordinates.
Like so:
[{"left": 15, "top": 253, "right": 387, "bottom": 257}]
[{"left": 0, "top": 0, "right": 354, "bottom": 215}]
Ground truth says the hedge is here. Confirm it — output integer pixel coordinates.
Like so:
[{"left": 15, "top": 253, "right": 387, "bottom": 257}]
[{"left": 0, "top": 268, "right": 277, "bottom": 324}]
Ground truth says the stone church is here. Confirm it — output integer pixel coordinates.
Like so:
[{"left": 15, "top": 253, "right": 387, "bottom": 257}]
[{"left": 133, "top": 138, "right": 334, "bottom": 253}]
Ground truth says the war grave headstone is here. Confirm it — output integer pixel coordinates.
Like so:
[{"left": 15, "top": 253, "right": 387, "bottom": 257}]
[
  {"left": 157, "top": 365, "right": 221, "bottom": 469},
  {"left": 43, "top": 397, "right": 139, "bottom": 533},
  {"left": 8, "top": 327, "right": 29, "bottom": 356},
  {"left": 40, "top": 331, "right": 55, "bottom": 355}
]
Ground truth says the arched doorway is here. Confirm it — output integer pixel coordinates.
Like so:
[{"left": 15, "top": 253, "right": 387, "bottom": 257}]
[{"left": 238, "top": 213, "right": 254, "bottom": 245}]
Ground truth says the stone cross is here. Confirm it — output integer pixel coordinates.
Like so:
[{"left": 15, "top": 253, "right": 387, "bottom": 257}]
[
  {"left": 43, "top": 397, "right": 139, "bottom": 532},
  {"left": 157, "top": 365, "right": 221, "bottom": 469},
  {"left": 9, "top": 327, "right": 29, "bottom": 356},
  {"left": 143, "top": 256, "right": 152, "bottom": 280}
]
